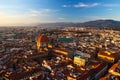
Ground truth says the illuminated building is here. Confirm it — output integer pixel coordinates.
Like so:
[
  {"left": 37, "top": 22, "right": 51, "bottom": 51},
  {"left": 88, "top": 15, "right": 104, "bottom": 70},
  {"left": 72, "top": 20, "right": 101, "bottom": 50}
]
[
  {"left": 53, "top": 48, "right": 68, "bottom": 56},
  {"left": 100, "top": 73, "right": 119, "bottom": 80},
  {"left": 67, "top": 76, "right": 77, "bottom": 80},
  {"left": 100, "top": 61, "right": 120, "bottom": 80},
  {"left": 37, "top": 35, "right": 49, "bottom": 52},
  {"left": 98, "top": 51, "right": 116, "bottom": 63},
  {"left": 109, "top": 61, "right": 120, "bottom": 77},
  {"left": 74, "top": 55, "right": 86, "bottom": 66},
  {"left": 48, "top": 44, "right": 53, "bottom": 48}
]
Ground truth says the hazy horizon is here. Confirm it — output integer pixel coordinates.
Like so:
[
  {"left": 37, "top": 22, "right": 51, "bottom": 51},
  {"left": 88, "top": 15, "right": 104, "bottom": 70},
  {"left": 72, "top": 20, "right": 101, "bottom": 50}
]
[{"left": 0, "top": 0, "right": 120, "bottom": 26}]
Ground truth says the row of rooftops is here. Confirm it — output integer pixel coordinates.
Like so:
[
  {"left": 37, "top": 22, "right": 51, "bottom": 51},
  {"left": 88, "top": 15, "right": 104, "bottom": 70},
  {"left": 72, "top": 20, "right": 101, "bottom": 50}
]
[
  {"left": 100, "top": 61, "right": 120, "bottom": 80},
  {"left": 0, "top": 27, "right": 120, "bottom": 80}
]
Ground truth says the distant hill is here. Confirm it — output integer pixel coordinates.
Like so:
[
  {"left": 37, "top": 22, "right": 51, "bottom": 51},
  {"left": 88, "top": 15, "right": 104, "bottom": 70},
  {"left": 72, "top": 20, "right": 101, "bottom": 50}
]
[
  {"left": 80, "top": 20, "right": 120, "bottom": 29},
  {"left": 37, "top": 20, "right": 120, "bottom": 30}
]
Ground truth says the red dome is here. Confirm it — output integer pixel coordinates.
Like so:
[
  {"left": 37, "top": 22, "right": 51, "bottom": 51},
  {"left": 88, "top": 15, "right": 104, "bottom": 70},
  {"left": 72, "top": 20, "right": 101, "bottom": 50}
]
[{"left": 37, "top": 35, "right": 49, "bottom": 42}]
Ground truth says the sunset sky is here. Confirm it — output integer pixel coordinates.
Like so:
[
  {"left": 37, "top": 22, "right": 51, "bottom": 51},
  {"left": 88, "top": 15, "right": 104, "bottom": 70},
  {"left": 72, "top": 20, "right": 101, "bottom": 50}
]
[{"left": 0, "top": 0, "right": 120, "bottom": 26}]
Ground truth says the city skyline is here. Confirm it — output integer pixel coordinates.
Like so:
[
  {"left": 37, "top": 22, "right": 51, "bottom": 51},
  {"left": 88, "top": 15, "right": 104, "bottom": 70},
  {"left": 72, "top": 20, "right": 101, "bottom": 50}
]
[{"left": 0, "top": 0, "right": 120, "bottom": 26}]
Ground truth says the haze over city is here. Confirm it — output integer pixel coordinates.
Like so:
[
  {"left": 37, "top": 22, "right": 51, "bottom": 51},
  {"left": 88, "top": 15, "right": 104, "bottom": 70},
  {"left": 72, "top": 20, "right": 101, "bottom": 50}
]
[{"left": 0, "top": 0, "right": 120, "bottom": 26}]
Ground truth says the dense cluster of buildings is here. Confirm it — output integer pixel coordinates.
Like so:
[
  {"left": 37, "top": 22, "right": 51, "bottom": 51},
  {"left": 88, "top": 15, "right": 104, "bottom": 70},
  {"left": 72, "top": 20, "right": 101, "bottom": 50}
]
[{"left": 0, "top": 27, "right": 120, "bottom": 80}]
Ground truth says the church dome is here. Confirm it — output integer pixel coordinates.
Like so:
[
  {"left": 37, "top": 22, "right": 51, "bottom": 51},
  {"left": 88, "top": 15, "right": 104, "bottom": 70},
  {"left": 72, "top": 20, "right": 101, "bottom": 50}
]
[{"left": 37, "top": 35, "right": 49, "bottom": 43}]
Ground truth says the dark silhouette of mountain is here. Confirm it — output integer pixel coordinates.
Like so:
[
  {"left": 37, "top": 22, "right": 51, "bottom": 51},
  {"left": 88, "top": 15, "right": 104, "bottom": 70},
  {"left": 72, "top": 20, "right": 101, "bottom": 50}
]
[
  {"left": 37, "top": 20, "right": 120, "bottom": 30},
  {"left": 80, "top": 20, "right": 120, "bottom": 29}
]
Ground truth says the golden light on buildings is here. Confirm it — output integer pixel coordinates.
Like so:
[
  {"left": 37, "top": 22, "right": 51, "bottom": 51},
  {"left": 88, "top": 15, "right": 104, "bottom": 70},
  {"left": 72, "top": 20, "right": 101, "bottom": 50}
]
[
  {"left": 37, "top": 35, "right": 49, "bottom": 51},
  {"left": 92, "top": 64, "right": 101, "bottom": 69},
  {"left": 67, "top": 76, "right": 76, "bottom": 80},
  {"left": 109, "top": 62, "right": 120, "bottom": 77},
  {"left": 74, "top": 56, "right": 86, "bottom": 66},
  {"left": 53, "top": 49, "right": 68, "bottom": 56},
  {"left": 48, "top": 44, "right": 53, "bottom": 48},
  {"left": 98, "top": 54, "right": 114, "bottom": 62},
  {"left": 44, "top": 48, "right": 48, "bottom": 51},
  {"left": 67, "top": 65, "right": 74, "bottom": 68},
  {"left": 104, "top": 51, "right": 111, "bottom": 55},
  {"left": 98, "top": 51, "right": 115, "bottom": 62}
]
